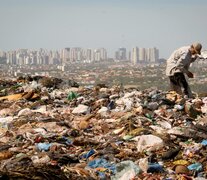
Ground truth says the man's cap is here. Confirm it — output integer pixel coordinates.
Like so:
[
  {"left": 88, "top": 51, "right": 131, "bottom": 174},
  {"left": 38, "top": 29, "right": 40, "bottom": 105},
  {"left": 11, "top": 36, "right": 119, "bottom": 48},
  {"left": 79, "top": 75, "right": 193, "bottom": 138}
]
[{"left": 192, "top": 42, "right": 202, "bottom": 55}]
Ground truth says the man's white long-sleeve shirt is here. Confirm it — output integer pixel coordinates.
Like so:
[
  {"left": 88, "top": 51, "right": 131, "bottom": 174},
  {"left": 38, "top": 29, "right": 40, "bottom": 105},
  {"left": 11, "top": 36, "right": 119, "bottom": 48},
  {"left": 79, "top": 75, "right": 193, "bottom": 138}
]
[{"left": 166, "top": 46, "right": 195, "bottom": 76}]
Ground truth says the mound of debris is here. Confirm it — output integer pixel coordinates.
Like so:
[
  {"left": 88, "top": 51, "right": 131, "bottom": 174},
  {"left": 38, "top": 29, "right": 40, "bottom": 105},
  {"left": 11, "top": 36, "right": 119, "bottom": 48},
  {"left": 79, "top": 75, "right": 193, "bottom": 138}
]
[{"left": 0, "top": 76, "right": 206, "bottom": 179}]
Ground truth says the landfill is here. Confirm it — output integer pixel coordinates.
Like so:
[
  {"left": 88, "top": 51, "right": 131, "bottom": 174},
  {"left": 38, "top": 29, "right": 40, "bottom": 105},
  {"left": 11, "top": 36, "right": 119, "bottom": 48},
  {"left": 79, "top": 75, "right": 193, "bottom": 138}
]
[{"left": 0, "top": 76, "right": 207, "bottom": 180}]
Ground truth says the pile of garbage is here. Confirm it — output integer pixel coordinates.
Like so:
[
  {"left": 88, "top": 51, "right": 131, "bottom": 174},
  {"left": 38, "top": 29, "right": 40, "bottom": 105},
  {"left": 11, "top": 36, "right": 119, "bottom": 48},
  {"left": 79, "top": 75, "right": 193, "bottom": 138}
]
[{"left": 0, "top": 76, "right": 207, "bottom": 180}]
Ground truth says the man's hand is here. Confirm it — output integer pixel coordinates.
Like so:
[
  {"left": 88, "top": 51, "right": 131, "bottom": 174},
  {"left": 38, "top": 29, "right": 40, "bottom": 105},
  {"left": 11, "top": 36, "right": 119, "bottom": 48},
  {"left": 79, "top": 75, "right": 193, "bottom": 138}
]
[{"left": 187, "top": 71, "right": 194, "bottom": 78}]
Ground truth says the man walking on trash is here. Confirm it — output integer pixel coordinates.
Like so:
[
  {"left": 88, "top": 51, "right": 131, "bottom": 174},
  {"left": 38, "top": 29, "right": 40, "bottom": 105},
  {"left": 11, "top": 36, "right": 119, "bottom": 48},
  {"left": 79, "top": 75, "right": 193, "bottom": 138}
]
[{"left": 166, "top": 42, "right": 202, "bottom": 98}]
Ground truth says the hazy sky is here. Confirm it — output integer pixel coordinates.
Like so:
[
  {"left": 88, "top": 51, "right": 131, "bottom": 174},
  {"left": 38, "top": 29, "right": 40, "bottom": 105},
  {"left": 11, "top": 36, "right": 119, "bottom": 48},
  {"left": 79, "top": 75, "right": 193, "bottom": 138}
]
[{"left": 0, "top": 0, "right": 207, "bottom": 58}]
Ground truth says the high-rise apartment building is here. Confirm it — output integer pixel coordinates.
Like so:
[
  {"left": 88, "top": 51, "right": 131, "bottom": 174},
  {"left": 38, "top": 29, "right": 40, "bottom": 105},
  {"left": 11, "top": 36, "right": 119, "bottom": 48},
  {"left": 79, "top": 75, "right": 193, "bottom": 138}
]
[
  {"left": 70, "top": 47, "right": 82, "bottom": 62},
  {"left": 131, "top": 47, "right": 159, "bottom": 64},
  {"left": 48, "top": 50, "right": 59, "bottom": 64},
  {"left": 93, "top": 49, "right": 101, "bottom": 61},
  {"left": 100, "top": 48, "right": 107, "bottom": 60},
  {"left": 85, "top": 49, "right": 93, "bottom": 61},
  {"left": 151, "top": 47, "right": 159, "bottom": 63},
  {"left": 139, "top": 48, "right": 146, "bottom": 62},
  {"left": 7, "top": 51, "right": 17, "bottom": 64},
  {"left": 128, "top": 51, "right": 131, "bottom": 61},
  {"left": 131, "top": 47, "right": 139, "bottom": 64},
  {"left": 61, "top": 48, "right": 70, "bottom": 64},
  {"left": 93, "top": 48, "right": 107, "bottom": 61},
  {"left": 0, "top": 50, "right": 6, "bottom": 58},
  {"left": 115, "top": 47, "right": 127, "bottom": 60}
]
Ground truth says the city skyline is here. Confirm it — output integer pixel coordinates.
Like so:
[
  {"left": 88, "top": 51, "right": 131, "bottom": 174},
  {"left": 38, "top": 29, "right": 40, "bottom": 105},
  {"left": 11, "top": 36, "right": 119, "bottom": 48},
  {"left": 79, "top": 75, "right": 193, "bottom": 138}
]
[
  {"left": 2, "top": 46, "right": 160, "bottom": 65},
  {"left": 0, "top": 0, "right": 207, "bottom": 58}
]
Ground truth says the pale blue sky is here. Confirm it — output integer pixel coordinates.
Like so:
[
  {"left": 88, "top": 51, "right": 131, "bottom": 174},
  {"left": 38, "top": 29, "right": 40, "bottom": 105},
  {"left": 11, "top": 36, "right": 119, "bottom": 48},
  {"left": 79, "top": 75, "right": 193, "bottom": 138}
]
[{"left": 0, "top": 0, "right": 207, "bottom": 58}]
